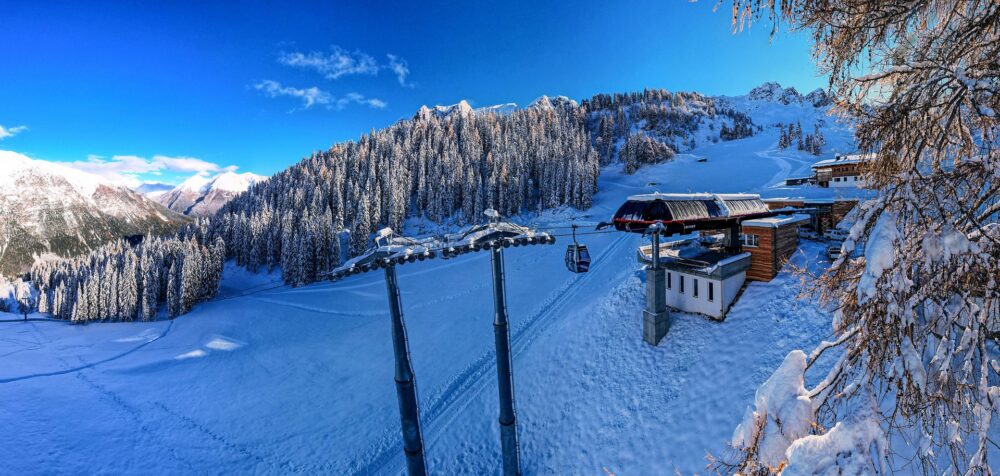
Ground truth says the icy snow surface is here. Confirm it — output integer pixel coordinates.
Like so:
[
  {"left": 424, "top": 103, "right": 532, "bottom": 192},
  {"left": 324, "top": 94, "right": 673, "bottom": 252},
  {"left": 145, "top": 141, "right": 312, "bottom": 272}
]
[{"left": 2, "top": 124, "right": 867, "bottom": 473}]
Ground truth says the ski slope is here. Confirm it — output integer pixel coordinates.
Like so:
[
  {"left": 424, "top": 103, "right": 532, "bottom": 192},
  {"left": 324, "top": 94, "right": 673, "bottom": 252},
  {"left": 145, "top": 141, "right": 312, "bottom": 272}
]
[{"left": 1, "top": 127, "right": 861, "bottom": 474}]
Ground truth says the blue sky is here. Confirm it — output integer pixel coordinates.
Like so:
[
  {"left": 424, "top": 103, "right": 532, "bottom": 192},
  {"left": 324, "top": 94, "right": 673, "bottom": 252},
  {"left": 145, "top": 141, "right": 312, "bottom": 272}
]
[{"left": 0, "top": 0, "right": 823, "bottom": 187}]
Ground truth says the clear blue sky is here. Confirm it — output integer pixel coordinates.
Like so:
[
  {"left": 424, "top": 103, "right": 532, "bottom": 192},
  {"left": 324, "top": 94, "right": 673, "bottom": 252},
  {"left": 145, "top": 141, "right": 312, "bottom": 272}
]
[{"left": 0, "top": 0, "right": 824, "bottom": 186}]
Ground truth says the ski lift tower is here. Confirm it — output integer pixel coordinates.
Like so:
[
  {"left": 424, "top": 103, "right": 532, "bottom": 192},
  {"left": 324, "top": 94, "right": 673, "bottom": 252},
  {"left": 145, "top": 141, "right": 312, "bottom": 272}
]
[
  {"left": 485, "top": 208, "right": 521, "bottom": 476},
  {"left": 328, "top": 217, "right": 554, "bottom": 476},
  {"left": 443, "top": 208, "right": 555, "bottom": 476}
]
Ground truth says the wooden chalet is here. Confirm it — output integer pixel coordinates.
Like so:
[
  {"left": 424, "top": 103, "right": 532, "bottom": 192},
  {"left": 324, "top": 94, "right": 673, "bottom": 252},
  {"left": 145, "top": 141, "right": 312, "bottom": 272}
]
[{"left": 811, "top": 154, "right": 872, "bottom": 188}]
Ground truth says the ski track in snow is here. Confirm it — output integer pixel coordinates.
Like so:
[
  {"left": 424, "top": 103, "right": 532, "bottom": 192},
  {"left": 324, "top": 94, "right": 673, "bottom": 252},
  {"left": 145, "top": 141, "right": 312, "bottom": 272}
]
[
  {"left": 0, "top": 320, "right": 174, "bottom": 384},
  {"left": 350, "top": 234, "right": 632, "bottom": 475}
]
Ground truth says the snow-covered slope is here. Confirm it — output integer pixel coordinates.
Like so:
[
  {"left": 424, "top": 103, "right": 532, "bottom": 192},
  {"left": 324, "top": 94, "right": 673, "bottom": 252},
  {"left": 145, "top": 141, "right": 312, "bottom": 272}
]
[
  {"left": 0, "top": 151, "right": 186, "bottom": 276},
  {"left": 0, "top": 117, "right": 899, "bottom": 474},
  {"left": 156, "top": 171, "right": 267, "bottom": 217},
  {"left": 0, "top": 82, "right": 903, "bottom": 474}
]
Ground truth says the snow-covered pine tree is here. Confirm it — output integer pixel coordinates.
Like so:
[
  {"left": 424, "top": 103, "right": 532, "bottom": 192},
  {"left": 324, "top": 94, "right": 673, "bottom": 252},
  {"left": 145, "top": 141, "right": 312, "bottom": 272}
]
[{"left": 722, "top": 0, "right": 999, "bottom": 472}]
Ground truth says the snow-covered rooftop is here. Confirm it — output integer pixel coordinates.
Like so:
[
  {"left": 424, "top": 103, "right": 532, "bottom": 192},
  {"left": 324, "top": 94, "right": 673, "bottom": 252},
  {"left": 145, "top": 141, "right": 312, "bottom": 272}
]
[
  {"left": 741, "top": 214, "right": 811, "bottom": 228},
  {"left": 626, "top": 192, "right": 716, "bottom": 202},
  {"left": 812, "top": 153, "right": 874, "bottom": 168}
]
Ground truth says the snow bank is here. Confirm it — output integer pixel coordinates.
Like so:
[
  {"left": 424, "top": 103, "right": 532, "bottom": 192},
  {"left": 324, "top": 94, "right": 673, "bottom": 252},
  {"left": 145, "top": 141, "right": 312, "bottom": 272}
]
[
  {"left": 784, "top": 418, "right": 886, "bottom": 474},
  {"left": 858, "top": 212, "right": 899, "bottom": 303},
  {"left": 731, "top": 350, "right": 815, "bottom": 467}
]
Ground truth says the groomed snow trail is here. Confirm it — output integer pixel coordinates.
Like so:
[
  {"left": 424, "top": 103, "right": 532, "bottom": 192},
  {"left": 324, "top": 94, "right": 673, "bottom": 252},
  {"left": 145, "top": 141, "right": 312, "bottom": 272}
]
[{"left": 1, "top": 127, "right": 858, "bottom": 474}]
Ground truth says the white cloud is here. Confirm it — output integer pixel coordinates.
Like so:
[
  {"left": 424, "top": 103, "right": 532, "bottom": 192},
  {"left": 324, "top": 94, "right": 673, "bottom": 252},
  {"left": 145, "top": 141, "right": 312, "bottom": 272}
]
[
  {"left": 386, "top": 54, "right": 412, "bottom": 87},
  {"left": 253, "top": 80, "right": 332, "bottom": 109},
  {"left": 64, "top": 154, "right": 234, "bottom": 188},
  {"left": 276, "top": 46, "right": 414, "bottom": 88},
  {"left": 151, "top": 155, "right": 223, "bottom": 174},
  {"left": 278, "top": 47, "right": 379, "bottom": 80},
  {"left": 0, "top": 125, "right": 28, "bottom": 140},
  {"left": 253, "top": 80, "right": 386, "bottom": 111},
  {"left": 337, "top": 92, "right": 388, "bottom": 110}
]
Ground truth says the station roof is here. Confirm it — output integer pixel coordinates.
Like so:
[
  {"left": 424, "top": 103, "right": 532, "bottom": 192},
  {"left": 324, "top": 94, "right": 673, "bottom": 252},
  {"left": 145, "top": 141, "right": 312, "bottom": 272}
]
[{"left": 741, "top": 214, "right": 811, "bottom": 228}]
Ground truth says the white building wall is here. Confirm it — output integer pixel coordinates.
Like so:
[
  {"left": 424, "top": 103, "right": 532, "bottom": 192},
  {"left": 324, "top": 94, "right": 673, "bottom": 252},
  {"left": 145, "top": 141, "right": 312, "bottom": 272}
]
[
  {"left": 721, "top": 271, "right": 746, "bottom": 314},
  {"left": 663, "top": 269, "right": 747, "bottom": 319},
  {"left": 829, "top": 175, "right": 866, "bottom": 188}
]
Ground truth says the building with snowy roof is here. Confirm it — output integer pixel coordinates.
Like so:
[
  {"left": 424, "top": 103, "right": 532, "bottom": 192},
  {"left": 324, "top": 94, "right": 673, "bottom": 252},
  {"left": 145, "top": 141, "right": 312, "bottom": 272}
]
[
  {"left": 639, "top": 238, "right": 750, "bottom": 320},
  {"left": 761, "top": 197, "right": 859, "bottom": 234},
  {"left": 811, "top": 154, "right": 872, "bottom": 188}
]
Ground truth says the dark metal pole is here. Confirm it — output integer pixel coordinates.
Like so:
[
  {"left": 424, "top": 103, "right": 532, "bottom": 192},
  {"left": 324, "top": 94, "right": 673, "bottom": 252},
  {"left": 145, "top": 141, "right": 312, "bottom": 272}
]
[
  {"left": 383, "top": 264, "right": 428, "bottom": 476},
  {"left": 651, "top": 227, "right": 660, "bottom": 269},
  {"left": 490, "top": 246, "right": 522, "bottom": 476}
]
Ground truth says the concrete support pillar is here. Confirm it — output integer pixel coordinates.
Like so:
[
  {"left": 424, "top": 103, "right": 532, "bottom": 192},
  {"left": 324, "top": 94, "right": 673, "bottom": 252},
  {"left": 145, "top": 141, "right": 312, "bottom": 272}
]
[
  {"left": 725, "top": 223, "right": 743, "bottom": 255},
  {"left": 643, "top": 227, "right": 669, "bottom": 346}
]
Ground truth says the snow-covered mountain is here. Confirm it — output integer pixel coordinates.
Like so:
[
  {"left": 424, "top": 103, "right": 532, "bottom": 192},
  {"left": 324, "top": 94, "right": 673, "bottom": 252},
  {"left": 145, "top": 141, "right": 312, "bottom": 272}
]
[
  {"left": 416, "top": 95, "right": 577, "bottom": 120},
  {"left": 0, "top": 151, "right": 186, "bottom": 276},
  {"left": 156, "top": 171, "right": 267, "bottom": 217},
  {"left": 133, "top": 181, "right": 175, "bottom": 198},
  {"left": 415, "top": 100, "right": 519, "bottom": 120},
  {"left": 746, "top": 81, "right": 831, "bottom": 107}
]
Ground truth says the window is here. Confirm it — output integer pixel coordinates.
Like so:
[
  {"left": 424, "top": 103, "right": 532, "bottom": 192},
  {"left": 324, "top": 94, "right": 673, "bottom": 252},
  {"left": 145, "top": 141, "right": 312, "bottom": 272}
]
[
  {"left": 693, "top": 279, "right": 699, "bottom": 298},
  {"left": 834, "top": 177, "right": 841, "bottom": 182},
  {"left": 679, "top": 275, "right": 685, "bottom": 294},
  {"left": 667, "top": 272, "right": 672, "bottom": 289},
  {"left": 741, "top": 233, "right": 759, "bottom": 248},
  {"left": 708, "top": 282, "right": 714, "bottom": 302}
]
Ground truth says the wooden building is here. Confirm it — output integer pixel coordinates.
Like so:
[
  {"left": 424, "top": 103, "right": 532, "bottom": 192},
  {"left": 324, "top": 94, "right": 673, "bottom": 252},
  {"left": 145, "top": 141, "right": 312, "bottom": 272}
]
[
  {"left": 812, "top": 154, "right": 872, "bottom": 188},
  {"left": 761, "top": 197, "right": 858, "bottom": 234},
  {"left": 740, "top": 215, "right": 810, "bottom": 281}
]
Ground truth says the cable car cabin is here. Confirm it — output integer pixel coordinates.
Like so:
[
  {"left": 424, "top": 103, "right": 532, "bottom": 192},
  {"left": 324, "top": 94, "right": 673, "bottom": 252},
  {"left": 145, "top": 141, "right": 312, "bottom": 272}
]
[
  {"left": 564, "top": 224, "right": 591, "bottom": 273},
  {"left": 611, "top": 193, "right": 773, "bottom": 234},
  {"left": 565, "top": 243, "right": 591, "bottom": 273}
]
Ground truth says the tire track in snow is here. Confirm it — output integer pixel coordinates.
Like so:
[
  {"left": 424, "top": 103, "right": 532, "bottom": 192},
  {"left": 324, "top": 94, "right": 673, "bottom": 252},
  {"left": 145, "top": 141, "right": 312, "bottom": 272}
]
[
  {"left": 0, "top": 321, "right": 174, "bottom": 384},
  {"left": 348, "top": 234, "right": 632, "bottom": 475}
]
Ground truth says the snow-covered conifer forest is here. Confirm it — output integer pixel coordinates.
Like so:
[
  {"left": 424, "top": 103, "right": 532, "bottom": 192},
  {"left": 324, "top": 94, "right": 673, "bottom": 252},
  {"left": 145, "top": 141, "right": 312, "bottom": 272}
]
[{"left": 26, "top": 88, "right": 763, "bottom": 316}]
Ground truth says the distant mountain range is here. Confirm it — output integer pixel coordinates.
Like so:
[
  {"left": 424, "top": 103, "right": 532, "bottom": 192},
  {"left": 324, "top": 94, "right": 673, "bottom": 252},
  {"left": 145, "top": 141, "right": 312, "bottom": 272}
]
[
  {"left": 143, "top": 171, "right": 267, "bottom": 217},
  {"left": 133, "top": 181, "right": 175, "bottom": 198},
  {"left": 745, "top": 82, "right": 831, "bottom": 107},
  {"left": 0, "top": 151, "right": 187, "bottom": 276},
  {"left": 415, "top": 95, "right": 581, "bottom": 119}
]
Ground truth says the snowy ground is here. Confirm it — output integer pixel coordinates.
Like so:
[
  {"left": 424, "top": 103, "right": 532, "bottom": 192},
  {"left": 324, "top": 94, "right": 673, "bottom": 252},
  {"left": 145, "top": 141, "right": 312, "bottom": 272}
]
[{"left": 2, "top": 128, "right": 864, "bottom": 474}]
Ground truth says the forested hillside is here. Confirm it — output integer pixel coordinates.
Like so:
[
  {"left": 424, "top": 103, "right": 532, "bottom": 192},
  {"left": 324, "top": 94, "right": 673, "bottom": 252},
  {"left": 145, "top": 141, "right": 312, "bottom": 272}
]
[
  {"left": 31, "top": 86, "right": 763, "bottom": 321},
  {"left": 583, "top": 89, "right": 757, "bottom": 172},
  {"left": 32, "top": 235, "right": 225, "bottom": 322}
]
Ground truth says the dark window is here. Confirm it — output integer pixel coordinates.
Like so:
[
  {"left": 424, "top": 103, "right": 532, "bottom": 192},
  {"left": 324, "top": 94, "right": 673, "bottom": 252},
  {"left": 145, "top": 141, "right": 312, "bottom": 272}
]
[
  {"left": 708, "top": 282, "right": 714, "bottom": 301},
  {"left": 643, "top": 200, "right": 672, "bottom": 221},
  {"left": 679, "top": 275, "right": 685, "bottom": 294},
  {"left": 614, "top": 201, "right": 650, "bottom": 222},
  {"left": 667, "top": 272, "right": 672, "bottom": 289},
  {"left": 693, "top": 279, "right": 699, "bottom": 298}
]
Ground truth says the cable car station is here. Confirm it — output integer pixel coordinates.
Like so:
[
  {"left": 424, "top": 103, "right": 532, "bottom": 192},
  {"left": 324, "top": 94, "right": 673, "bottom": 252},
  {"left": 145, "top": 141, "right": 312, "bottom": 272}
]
[{"left": 608, "top": 192, "right": 810, "bottom": 345}]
